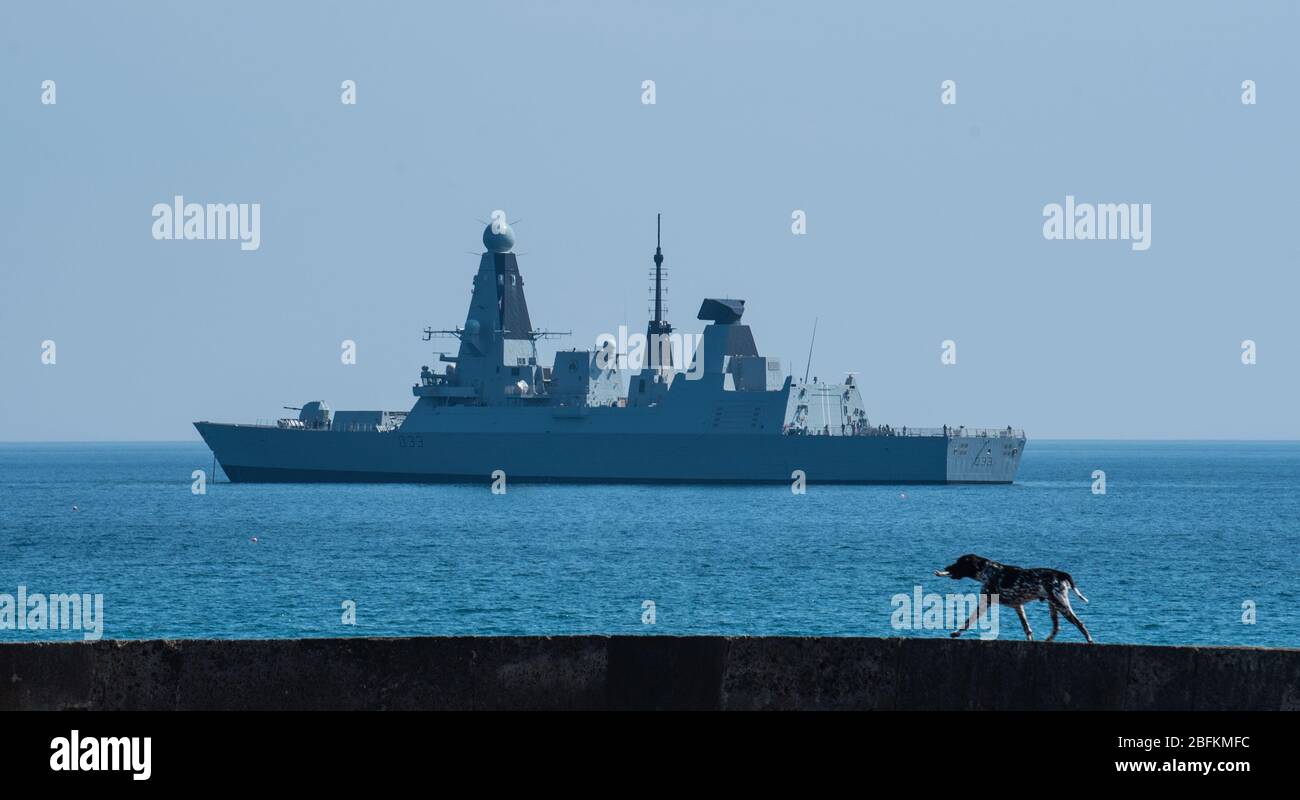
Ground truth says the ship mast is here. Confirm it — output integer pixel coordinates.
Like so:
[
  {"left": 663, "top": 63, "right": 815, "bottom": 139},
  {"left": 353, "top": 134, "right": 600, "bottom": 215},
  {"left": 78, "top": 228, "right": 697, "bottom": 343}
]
[
  {"left": 647, "top": 210, "right": 670, "bottom": 335},
  {"left": 652, "top": 213, "right": 666, "bottom": 334},
  {"left": 646, "top": 213, "right": 673, "bottom": 377}
]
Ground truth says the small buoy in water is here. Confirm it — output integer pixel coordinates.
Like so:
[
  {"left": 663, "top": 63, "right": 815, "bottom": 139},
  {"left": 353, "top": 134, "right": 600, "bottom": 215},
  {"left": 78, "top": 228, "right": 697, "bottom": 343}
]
[
  {"left": 898, "top": 492, "right": 907, "bottom": 500},
  {"left": 72, "top": 504, "right": 79, "bottom": 512},
  {"left": 249, "top": 536, "right": 259, "bottom": 543}
]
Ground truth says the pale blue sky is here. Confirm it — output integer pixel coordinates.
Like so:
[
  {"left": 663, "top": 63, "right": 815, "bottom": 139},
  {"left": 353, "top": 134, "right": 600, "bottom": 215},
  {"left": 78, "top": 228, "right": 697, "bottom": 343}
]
[{"left": 2, "top": 1, "right": 1297, "bottom": 440}]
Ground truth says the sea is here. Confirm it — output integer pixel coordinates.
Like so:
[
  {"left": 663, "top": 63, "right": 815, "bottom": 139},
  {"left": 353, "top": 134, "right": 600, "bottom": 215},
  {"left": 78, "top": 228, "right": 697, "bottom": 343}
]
[{"left": 1, "top": 441, "right": 1296, "bottom": 647}]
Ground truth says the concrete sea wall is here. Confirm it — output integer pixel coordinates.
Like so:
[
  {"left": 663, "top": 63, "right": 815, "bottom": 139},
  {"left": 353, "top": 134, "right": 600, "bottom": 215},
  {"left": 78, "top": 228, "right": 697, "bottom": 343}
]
[{"left": 3, "top": 636, "right": 1297, "bottom": 710}]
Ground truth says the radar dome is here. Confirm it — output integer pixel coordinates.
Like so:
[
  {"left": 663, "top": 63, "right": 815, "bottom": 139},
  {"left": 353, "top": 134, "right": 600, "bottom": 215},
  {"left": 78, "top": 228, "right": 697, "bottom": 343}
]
[{"left": 483, "top": 221, "right": 515, "bottom": 253}]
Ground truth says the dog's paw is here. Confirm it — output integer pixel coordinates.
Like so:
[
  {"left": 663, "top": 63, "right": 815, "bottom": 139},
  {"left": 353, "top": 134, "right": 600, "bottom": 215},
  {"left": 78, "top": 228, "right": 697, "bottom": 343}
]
[{"left": 949, "top": 631, "right": 961, "bottom": 639}]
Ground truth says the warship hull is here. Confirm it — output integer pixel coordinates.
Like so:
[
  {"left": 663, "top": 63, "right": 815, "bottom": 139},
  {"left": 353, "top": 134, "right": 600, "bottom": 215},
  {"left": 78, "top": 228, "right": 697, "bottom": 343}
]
[{"left": 195, "top": 422, "right": 1024, "bottom": 484}]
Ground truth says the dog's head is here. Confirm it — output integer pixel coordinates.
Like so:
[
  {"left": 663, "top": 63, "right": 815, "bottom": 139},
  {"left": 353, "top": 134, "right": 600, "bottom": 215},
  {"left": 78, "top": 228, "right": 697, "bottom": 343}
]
[{"left": 935, "top": 554, "right": 988, "bottom": 580}]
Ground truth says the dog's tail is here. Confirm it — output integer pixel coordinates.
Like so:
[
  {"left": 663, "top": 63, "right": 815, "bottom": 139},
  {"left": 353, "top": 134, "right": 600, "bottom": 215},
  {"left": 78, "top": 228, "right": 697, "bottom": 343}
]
[{"left": 1067, "top": 576, "right": 1089, "bottom": 603}]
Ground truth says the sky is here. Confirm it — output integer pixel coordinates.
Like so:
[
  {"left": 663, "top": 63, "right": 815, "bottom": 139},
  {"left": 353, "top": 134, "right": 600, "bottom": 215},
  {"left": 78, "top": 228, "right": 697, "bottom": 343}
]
[{"left": 2, "top": 0, "right": 1298, "bottom": 440}]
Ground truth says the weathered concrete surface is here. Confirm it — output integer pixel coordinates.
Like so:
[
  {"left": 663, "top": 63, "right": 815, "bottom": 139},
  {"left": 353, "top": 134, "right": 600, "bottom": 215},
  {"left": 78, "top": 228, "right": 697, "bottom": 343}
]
[{"left": 2, "top": 636, "right": 1296, "bottom": 710}]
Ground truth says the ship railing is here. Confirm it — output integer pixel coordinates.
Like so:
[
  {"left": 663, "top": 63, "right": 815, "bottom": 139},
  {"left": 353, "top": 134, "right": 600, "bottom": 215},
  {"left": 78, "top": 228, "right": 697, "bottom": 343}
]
[
  {"left": 785, "top": 425, "right": 1024, "bottom": 438},
  {"left": 862, "top": 426, "right": 1024, "bottom": 438},
  {"left": 248, "top": 419, "right": 401, "bottom": 432}
]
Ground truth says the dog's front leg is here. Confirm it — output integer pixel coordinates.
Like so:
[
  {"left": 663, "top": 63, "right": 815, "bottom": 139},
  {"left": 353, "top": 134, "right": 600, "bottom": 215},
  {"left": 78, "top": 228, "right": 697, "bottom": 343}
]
[
  {"left": 1015, "top": 605, "right": 1033, "bottom": 640},
  {"left": 950, "top": 604, "right": 983, "bottom": 638}
]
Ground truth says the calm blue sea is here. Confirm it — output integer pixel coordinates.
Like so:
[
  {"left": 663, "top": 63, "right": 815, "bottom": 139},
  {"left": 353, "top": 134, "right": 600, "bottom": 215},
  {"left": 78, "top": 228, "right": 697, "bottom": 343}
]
[{"left": 0, "top": 441, "right": 1296, "bottom": 646}]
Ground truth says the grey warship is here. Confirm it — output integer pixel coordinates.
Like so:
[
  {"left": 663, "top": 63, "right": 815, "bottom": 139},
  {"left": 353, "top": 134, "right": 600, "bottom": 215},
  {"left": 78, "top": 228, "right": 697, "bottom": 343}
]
[{"left": 195, "top": 217, "right": 1025, "bottom": 484}]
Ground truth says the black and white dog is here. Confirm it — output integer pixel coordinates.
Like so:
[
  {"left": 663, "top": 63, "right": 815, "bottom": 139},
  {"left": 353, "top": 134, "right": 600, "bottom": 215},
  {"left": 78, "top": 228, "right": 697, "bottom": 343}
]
[{"left": 935, "top": 554, "right": 1093, "bottom": 642}]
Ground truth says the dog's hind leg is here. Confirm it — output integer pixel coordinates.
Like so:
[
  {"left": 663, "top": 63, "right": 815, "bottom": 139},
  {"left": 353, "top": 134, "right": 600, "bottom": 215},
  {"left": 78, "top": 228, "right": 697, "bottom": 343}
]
[
  {"left": 1014, "top": 605, "right": 1033, "bottom": 641},
  {"left": 1046, "top": 605, "right": 1061, "bottom": 641},
  {"left": 1058, "top": 596, "right": 1093, "bottom": 643}
]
